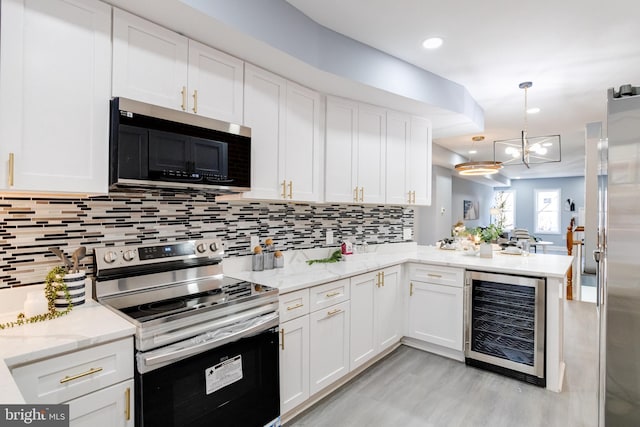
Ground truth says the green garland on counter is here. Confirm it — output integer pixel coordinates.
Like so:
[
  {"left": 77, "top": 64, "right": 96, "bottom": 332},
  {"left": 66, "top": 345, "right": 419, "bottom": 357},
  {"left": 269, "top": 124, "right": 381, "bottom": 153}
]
[{"left": 0, "top": 266, "right": 73, "bottom": 330}]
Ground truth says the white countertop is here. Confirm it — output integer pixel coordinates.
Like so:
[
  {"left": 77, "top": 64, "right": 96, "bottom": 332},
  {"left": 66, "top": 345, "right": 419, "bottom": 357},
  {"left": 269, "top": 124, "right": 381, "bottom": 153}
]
[
  {"left": 228, "top": 244, "right": 574, "bottom": 294},
  {"left": 0, "top": 300, "right": 135, "bottom": 404}
]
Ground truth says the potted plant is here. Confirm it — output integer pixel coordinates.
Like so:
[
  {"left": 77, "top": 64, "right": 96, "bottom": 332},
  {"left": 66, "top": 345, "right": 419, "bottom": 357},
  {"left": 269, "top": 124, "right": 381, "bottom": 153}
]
[{"left": 473, "top": 224, "right": 503, "bottom": 258}]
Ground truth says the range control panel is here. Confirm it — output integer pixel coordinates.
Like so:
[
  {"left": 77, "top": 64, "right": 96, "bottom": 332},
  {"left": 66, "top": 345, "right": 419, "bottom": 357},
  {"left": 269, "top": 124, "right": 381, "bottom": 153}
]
[{"left": 94, "top": 238, "right": 224, "bottom": 270}]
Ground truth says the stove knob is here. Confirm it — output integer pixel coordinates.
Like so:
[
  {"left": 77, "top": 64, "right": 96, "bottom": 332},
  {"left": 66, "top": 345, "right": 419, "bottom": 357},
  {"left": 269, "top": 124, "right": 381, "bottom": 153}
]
[
  {"left": 123, "top": 250, "right": 137, "bottom": 261},
  {"left": 103, "top": 251, "right": 118, "bottom": 264},
  {"left": 196, "top": 243, "right": 207, "bottom": 253},
  {"left": 210, "top": 242, "right": 219, "bottom": 252}
]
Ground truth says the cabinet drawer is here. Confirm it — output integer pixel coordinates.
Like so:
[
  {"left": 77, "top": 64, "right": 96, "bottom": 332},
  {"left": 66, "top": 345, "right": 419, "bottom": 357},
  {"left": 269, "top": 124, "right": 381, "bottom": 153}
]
[
  {"left": 279, "top": 288, "right": 310, "bottom": 322},
  {"left": 12, "top": 337, "right": 133, "bottom": 403},
  {"left": 408, "top": 264, "right": 464, "bottom": 287},
  {"left": 309, "top": 279, "right": 350, "bottom": 312}
]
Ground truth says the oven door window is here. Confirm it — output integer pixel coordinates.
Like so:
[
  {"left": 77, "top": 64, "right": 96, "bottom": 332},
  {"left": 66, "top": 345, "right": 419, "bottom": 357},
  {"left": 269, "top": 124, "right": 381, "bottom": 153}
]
[{"left": 137, "top": 327, "right": 279, "bottom": 427}]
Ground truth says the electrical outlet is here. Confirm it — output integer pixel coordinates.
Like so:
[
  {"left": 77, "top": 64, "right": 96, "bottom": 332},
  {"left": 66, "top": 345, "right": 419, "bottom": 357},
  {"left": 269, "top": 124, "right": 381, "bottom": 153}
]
[
  {"left": 403, "top": 227, "right": 412, "bottom": 240},
  {"left": 250, "top": 236, "right": 259, "bottom": 251},
  {"left": 326, "top": 229, "right": 334, "bottom": 245}
]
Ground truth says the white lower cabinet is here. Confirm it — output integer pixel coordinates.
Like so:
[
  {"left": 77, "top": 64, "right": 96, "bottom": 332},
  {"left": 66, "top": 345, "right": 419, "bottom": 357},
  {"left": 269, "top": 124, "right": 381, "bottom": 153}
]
[
  {"left": 309, "top": 300, "right": 350, "bottom": 395},
  {"left": 350, "top": 265, "right": 401, "bottom": 370},
  {"left": 278, "top": 288, "right": 310, "bottom": 414},
  {"left": 406, "top": 264, "right": 464, "bottom": 352},
  {"left": 67, "top": 379, "right": 134, "bottom": 427},
  {"left": 11, "top": 337, "right": 134, "bottom": 426}
]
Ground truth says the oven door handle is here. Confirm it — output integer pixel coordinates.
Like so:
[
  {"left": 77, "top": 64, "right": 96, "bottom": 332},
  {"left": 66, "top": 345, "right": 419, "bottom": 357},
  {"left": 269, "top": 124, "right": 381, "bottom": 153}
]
[{"left": 139, "top": 313, "right": 279, "bottom": 371}]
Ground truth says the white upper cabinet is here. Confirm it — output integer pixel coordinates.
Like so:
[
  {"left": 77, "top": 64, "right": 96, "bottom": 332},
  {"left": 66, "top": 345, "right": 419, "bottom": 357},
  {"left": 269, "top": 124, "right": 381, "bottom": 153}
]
[
  {"left": 386, "top": 112, "right": 432, "bottom": 206},
  {"left": 325, "top": 97, "right": 358, "bottom": 203},
  {"left": 386, "top": 111, "right": 411, "bottom": 205},
  {"left": 112, "top": 9, "right": 244, "bottom": 124},
  {"left": 244, "top": 64, "right": 321, "bottom": 202},
  {"left": 408, "top": 116, "right": 432, "bottom": 206},
  {"left": 187, "top": 39, "right": 244, "bottom": 124},
  {"left": 112, "top": 9, "right": 188, "bottom": 111},
  {"left": 325, "top": 97, "right": 386, "bottom": 204},
  {"left": 0, "top": 0, "right": 111, "bottom": 194}
]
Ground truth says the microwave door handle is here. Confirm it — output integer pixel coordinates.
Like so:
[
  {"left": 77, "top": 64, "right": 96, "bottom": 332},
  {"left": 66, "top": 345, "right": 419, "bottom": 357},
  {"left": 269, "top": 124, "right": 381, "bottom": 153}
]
[
  {"left": 153, "top": 175, "right": 204, "bottom": 183},
  {"left": 141, "top": 313, "right": 279, "bottom": 369}
]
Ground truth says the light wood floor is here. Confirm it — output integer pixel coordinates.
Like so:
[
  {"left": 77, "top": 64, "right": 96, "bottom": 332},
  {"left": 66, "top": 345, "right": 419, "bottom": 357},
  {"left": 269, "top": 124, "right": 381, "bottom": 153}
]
[{"left": 288, "top": 300, "right": 599, "bottom": 427}]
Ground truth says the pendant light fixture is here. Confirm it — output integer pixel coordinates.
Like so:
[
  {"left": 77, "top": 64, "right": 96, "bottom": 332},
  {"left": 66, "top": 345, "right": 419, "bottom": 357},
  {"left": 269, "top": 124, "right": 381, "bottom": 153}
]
[
  {"left": 493, "top": 82, "right": 561, "bottom": 168},
  {"left": 455, "top": 136, "right": 503, "bottom": 176}
]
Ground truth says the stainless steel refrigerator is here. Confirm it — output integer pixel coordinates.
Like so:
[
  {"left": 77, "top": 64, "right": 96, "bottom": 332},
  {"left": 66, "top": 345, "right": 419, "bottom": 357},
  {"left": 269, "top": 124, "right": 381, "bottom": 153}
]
[{"left": 599, "top": 85, "right": 640, "bottom": 426}]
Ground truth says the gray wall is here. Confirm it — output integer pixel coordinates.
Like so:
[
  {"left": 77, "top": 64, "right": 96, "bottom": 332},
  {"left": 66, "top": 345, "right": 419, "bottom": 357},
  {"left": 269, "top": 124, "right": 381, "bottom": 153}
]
[
  {"left": 452, "top": 176, "right": 495, "bottom": 230},
  {"left": 496, "top": 176, "right": 585, "bottom": 247},
  {"left": 415, "top": 165, "right": 452, "bottom": 245}
]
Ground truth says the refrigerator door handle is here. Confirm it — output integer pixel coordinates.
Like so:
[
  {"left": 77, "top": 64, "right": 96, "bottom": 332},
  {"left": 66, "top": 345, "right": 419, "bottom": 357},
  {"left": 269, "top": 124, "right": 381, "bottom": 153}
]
[{"left": 593, "top": 248, "right": 603, "bottom": 306}]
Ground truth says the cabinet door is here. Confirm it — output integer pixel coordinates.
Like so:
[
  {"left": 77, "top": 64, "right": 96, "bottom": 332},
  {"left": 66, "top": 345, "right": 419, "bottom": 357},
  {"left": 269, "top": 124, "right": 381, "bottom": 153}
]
[
  {"left": 187, "top": 40, "right": 244, "bottom": 124},
  {"left": 279, "top": 316, "right": 310, "bottom": 415},
  {"left": 357, "top": 104, "right": 387, "bottom": 203},
  {"left": 0, "top": 0, "right": 111, "bottom": 193},
  {"left": 408, "top": 281, "right": 463, "bottom": 351},
  {"left": 243, "top": 64, "right": 286, "bottom": 200},
  {"left": 376, "top": 266, "right": 401, "bottom": 350},
  {"left": 68, "top": 380, "right": 134, "bottom": 427},
  {"left": 325, "top": 97, "right": 358, "bottom": 203},
  {"left": 309, "top": 301, "right": 350, "bottom": 395},
  {"left": 408, "top": 116, "right": 432, "bottom": 206},
  {"left": 385, "top": 111, "right": 410, "bottom": 205},
  {"left": 349, "top": 272, "right": 377, "bottom": 370},
  {"left": 112, "top": 8, "right": 188, "bottom": 110},
  {"left": 283, "top": 82, "right": 321, "bottom": 202}
]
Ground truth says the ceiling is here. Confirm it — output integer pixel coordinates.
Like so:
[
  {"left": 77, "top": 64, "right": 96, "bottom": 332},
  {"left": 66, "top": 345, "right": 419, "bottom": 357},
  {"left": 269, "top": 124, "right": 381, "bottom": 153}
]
[{"left": 285, "top": 0, "right": 640, "bottom": 180}]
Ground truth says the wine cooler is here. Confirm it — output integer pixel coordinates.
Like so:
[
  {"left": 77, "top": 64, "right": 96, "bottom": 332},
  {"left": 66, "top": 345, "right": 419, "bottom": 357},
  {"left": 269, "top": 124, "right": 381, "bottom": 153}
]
[{"left": 464, "top": 271, "right": 546, "bottom": 386}]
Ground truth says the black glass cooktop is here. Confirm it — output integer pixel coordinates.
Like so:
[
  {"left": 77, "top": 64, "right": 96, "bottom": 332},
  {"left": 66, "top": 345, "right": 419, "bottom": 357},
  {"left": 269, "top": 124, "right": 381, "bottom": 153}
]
[{"left": 119, "top": 280, "right": 273, "bottom": 323}]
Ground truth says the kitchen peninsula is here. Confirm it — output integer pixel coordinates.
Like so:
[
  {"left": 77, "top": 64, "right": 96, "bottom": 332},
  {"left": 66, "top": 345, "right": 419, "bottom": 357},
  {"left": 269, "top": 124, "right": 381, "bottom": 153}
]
[{"left": 226, "top": 243, "right": 572, "bottom": 420}]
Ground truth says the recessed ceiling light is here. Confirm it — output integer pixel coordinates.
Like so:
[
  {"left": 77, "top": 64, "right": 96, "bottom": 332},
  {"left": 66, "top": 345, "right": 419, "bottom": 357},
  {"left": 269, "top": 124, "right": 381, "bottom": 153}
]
[
  {"left": 468, "top": 150, "right": 477, "bottom": 154},
  {"left": 527, "top": 107, "right": 541, "bottom": 114},
  {"left": 422, "top": 37, "right": 443, "bottom": 49}
]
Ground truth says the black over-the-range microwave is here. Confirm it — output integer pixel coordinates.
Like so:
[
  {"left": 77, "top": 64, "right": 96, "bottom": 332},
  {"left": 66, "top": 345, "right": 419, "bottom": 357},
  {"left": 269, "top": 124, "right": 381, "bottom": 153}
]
[{"left": 109, "top": 97, "right": 251, "bottom": 193}]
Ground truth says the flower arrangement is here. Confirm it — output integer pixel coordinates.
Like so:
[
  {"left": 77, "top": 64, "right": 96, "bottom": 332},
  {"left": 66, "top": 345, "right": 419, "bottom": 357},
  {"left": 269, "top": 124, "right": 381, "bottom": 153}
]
[
  {"left": 452, "top": 220, "right": 468, "bottom": 238},
  {"left": 472, "top": 224, "right": 503, "bottom": 243}
]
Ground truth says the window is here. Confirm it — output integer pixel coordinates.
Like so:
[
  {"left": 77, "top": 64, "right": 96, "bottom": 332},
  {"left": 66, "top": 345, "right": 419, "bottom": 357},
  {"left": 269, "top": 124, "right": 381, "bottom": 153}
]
[
  {"left": 535, "top": 189, "right": 561, "bottom": 234},
  {"left": 492, "top": 190, "right": 515, "bottom": 231}
]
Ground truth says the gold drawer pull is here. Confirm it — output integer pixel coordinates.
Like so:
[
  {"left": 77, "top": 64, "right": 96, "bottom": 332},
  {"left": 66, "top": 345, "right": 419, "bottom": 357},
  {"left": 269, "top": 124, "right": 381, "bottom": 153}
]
[
  {"left": 281, "top": 180, "right": 287, "bottom": 198},
  {"left": 327, "top": 308, "right": 342, "bottom": 316},
  {"left": 125, "top": 387, "right": 131, "bottom": 421},
  {"left": 288, "top": 181, "right": 293, "bottom": 199},
  {"left": 427, "top": 273, "right": 443, "bottom": 278},
  {"left": 60, "top": 367, "right": 103, "bottom": 384},
  {"left": 286, "top": 303, "right": 303, "bottom": 311},
  {"left": 192, "top": 89, "right": 198, "bottom": 113},
  {"left": 181, "top": 86, "right": 187, "bottom": 111},
  {"left": 280, "top": 328, "right": 285, "bottom": 350},
  {"left": 8, "top": 152, "right": 14, "bottom": 187},
  {"left": 325, "top": 291, "right": 340, "bottom": 298},
  {"left": 353, "top": 187, "right": 358, "bottom": 202}
]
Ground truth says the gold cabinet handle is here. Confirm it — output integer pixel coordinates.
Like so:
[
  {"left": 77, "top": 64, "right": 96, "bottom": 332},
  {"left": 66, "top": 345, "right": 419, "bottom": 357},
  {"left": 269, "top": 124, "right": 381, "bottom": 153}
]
[
  {"left": 281, "top": 180, "right": 287, "bottom": 198},
  {"left": 280, "top": 328, "right": 285, "bottom": 350},
  {"left": 410, "top": 282, "right": 414, "bottom": 296},
  {"left": 125, "top": 387, "right": 131, "bottom": 421},
  {"left": 286, "top": 303, "right": 303, "bottom": 311},
  {"left": 375, "top": 272, "right": 380, "bottom": 288},
  {"left": 407, "top": 191, "right": 412, "bottom": 204},
  {"left": 192, "top": 89, "right": 198, "bottom": 113},
  {"left": 359, "top": 187, "right": 364, "bottom": 202},
  {"left": 60, "top": 367, "right": 103, "bottom": 384},
  {"left": 325, "top": 291, "right": 340, "bottom": 298},
  {"left": 353, "top": 187, "right": 359, "bottom": 202},
  {"left": 413, "top": 191, "right": 417, "bottom": 203},
  {"left": 327, "top": 308, "right": 342, "bottom": 316},
  {"left": 382, "top": 270, "right": 385, "bottom": 286},
  {"left": 8, "top": 152, "right": 14, "bottom": 187},
  {"left": 288, "top": 181, "right": 293, "bottom": 199},
  {"left": 181, "top": 86, "right": 187, "bottom": 111},
  {"left": 428, "top": 273, "right": 443, "bottom": 278}
]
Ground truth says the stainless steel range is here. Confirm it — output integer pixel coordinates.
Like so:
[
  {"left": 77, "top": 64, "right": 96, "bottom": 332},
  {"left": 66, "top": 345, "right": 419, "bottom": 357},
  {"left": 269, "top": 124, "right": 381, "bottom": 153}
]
[{"left": 94, "top": 239, "right": 280, "bottom": 427}]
